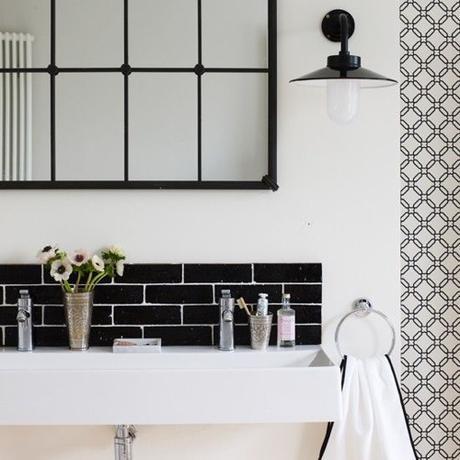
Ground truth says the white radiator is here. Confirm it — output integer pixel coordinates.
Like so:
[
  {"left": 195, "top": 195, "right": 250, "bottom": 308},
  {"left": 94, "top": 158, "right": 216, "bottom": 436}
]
[{"left": 0, "top": 32, "right": 34, "bottom": 181}]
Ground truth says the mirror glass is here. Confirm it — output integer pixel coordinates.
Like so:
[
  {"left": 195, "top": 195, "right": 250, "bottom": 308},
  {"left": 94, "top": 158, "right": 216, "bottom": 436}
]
[
  {"left": 0, "top": 0, "right": 274, "bottom": 188},
  {"left": 56, "top": 0, "right": 124, "bottom": 67},
  {"left": 202, "top": 0, "right": 268, "bottom": 68},
  {"left": 129, "top": 73, "right": 197, "bottom": 180},
  {"left": 30, "top": 73, "right": 51, "bottom": 181},
  {"left": 0, "top": 0, "right": 50, "bottom": 68},
  {"left": 202, "top": 73, "right": 267, "bottom": 181},
  {"left": 55, "top": 73, "right": 124, "bottom": 181},
  {"left": 130, "top": 0, "right": 198, "bottom": 68}
]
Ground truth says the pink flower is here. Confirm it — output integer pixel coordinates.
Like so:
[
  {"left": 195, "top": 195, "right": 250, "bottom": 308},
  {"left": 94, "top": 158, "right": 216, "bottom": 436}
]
[
  {"left": 69, "top": 249, "right": 90, "bottom": 267},
  {"left": 37, "top": 245, "right": 57, "bottom": 264}
]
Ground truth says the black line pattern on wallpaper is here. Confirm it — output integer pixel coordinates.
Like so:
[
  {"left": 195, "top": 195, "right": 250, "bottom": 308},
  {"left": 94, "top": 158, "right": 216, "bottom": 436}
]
[{"left": 401, "top": 1, "right": 459, "bottom": 459}]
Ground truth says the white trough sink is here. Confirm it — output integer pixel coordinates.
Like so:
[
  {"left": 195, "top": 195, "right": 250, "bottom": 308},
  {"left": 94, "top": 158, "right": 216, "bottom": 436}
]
[{"left": 0, "top": 346, "right": 341, "bottom": 425}]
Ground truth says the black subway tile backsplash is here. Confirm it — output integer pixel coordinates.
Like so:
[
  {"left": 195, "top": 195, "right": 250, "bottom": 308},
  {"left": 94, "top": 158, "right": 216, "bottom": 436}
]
[
  {"left": 93, "top": 285, "right": 143, "bottom": 304},
  {"left": 6, "top": 285, "right": 62, "bottom": 305},
  {"left": 34, "top": 327, "right": 69, "bottom": 347},
  {"left": 4, "top": 327, "right": 17, "bottom": 346},
  {"left": 92, "top": 306, "right": 113, "bottom": 325},
  {"left": 254, "top": 263, "right": 322, "bottom": 283},
  {"left": 116, "top": 264, "right": 182, "bottom": 284},
  {"left": 183, "top": 305, "right": 219, "bottom": 325},
  {"left": 0, "top": 265, "right": 41, "bottom": 284},
  {"left": 145, "top": 326, "right": 213, "bottom": 346},
  {"left": 114, "top": 306, "right": 181, "bottom": 325},
  {"left": 184, "top": 264, "right": 252, "bottom": 283},
  {"left": 296, "top": 325, "right": 322, "bottom": 345},
  {"left": 291, "top": 305, "right": 322, "bottom": 324},
  {"left": 146, "top": 285, "right": 213, "bottom": 304},
  {"left": 42, "top": 306, "right": 64, "bottom": 325},
  {"left": 90, "top": 327, "right": 142, "bottom": 346},
  {"left": 0, "top": 263, "right": 322, "bottom": 347},
  {"left": 286, "top": 284, "right": 322, "bottom": 304}
]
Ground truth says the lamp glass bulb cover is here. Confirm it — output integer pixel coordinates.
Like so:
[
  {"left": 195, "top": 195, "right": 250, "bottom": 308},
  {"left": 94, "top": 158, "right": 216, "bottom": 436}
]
[{"left": 327, "top": 79, "right": 360, "bottom": 124}]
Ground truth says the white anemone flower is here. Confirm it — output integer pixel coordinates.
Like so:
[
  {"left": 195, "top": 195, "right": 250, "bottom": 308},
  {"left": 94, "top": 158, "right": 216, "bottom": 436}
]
[
  {"left": 69, "top": 249, "right": 90, "bottom": 267},
  {"left": 92, "top": 255, "right": 105, "bottom": 272},
  {"left": 116, "top": 260, "right": 125, "bottom": 277},
  {"left": 108, "top": 245, "right": 125, "bottom": 258},
  {"left": 50, "top": 259, "right": 73, "bottom": 282},
  {"left": 37, "top": 245, "right": 57, "bottom": 264}
]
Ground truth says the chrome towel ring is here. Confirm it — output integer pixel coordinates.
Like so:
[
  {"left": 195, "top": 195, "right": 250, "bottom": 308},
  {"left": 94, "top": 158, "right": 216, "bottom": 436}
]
[{"left": 335, "top": 298, "right": 396, "bottom": 358}]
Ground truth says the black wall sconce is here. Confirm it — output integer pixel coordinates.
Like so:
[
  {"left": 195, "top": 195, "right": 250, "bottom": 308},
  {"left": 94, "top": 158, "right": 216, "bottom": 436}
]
[{"left": 290, "top": 10, "right": 397, "bottom": 124}]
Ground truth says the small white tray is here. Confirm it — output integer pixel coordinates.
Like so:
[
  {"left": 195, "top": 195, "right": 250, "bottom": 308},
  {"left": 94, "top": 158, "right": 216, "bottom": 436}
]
[{"left": 113, "top": 338, "right": 162, "bottom": 353}]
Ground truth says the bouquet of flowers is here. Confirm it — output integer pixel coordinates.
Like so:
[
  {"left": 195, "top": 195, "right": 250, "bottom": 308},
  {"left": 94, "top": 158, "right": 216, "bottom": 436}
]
[{"left": 38, "top": 245, "right": 126, "bottom": 293}]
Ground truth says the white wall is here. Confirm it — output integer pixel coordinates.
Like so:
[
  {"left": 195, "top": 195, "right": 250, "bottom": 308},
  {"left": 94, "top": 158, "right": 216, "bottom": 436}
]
[{"left": 0, "top": 0, "right": 400, "bottom": 458}]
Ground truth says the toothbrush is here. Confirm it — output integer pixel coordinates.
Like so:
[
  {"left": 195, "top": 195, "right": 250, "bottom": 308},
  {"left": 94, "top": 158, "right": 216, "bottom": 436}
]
[{"left": 237, "top": 297, "right": 252, "bottom": 317}]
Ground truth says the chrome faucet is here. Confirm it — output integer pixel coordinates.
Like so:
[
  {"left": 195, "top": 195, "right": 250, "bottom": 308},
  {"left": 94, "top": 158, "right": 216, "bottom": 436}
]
[
  {"left": 218, "top": 289, "right": 235, "bottom": 351},
  {"left": 17, "top": 290, "right": 33, "bottom": 352},
  {"left": 114, "top": 425, "right": 136, "bottom": 460}
]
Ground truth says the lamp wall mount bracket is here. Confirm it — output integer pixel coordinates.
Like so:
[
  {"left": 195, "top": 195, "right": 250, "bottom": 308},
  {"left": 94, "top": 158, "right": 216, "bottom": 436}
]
[{"left": 321, "top": 9, "right": 355, "bottom": 42}]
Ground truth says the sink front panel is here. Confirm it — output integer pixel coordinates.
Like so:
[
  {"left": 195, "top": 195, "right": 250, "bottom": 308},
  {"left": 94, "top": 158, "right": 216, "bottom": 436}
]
[{"left": 0, "top": 347, "right": 341, "bottom": 425}]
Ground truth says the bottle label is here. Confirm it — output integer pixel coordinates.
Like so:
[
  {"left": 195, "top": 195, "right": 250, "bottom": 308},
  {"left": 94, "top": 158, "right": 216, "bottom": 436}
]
[{"left": 280, "top": 316, "right": 295, "bottom": 341}]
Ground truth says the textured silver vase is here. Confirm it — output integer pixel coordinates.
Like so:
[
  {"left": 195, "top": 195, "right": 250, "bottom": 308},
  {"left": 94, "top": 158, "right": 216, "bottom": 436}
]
[
  {"left": 64, "top": 291, "right": 93, "bottom": 350},
  {"left": 249, "top": 314, "right": 273, "bottom": 350}
]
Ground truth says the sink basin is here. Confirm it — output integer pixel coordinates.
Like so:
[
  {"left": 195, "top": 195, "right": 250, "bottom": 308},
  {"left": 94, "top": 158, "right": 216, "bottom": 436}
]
[{"left": 0, "top": 346, "right": 341, "bottom": 425}]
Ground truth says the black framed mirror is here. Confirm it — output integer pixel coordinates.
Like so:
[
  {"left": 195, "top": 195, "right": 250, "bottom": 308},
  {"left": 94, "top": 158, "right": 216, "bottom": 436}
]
[{"left": 0, "top": 0, "right": 277, "bottom": 190}]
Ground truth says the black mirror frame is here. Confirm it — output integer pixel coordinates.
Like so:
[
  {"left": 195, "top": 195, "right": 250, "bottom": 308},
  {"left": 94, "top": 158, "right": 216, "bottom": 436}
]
[{"left": 0, "top": 0, "right": 278, "bottom": 191}]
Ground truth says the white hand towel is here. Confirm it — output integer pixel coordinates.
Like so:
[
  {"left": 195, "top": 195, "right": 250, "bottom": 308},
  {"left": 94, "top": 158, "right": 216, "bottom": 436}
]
[{"left": 319, "top": 355, "right": 418, "bottom": 460}]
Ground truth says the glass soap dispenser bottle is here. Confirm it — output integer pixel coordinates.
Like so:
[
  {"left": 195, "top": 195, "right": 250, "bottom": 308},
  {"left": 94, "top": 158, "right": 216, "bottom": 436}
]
[{"left": 277, "top": 293, "right": 295, "bottom": 347}]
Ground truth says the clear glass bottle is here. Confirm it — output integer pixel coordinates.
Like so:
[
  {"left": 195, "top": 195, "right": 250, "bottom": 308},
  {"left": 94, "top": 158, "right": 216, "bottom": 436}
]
[{"left": 277, "top": 293, "right": 295, "bottom": 347}]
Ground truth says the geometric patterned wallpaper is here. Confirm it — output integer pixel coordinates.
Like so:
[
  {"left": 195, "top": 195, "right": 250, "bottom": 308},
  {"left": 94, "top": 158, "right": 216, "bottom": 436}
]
[{"left": 400, "top": 1, "right": 459, "bottom": 459}]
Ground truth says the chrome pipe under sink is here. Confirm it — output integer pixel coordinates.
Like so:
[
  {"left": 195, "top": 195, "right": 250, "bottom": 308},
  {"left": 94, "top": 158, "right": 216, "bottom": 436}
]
[{"left": 114, "top": 425, "right": 136, "bottom": 460}]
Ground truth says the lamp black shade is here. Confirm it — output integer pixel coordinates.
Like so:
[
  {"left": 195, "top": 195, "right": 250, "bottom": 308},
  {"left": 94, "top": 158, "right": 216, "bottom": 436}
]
[{"left": 290, "top": 67, "right": 397, "bottom": 88}]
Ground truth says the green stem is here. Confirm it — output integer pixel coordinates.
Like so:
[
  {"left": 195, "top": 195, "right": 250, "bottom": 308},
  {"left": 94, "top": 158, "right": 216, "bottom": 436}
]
[
  {"left": 84, "top": 272, "right": 93, "bottom": 292},
  {"left": 74, "top": 271, "right": 82, "bottom": 293},
  {"left": 63, "top": 279, "right": 72, "bottom": 293},
  {"left": 88, "top": 272, "right": 108, "bottom": 291}
]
